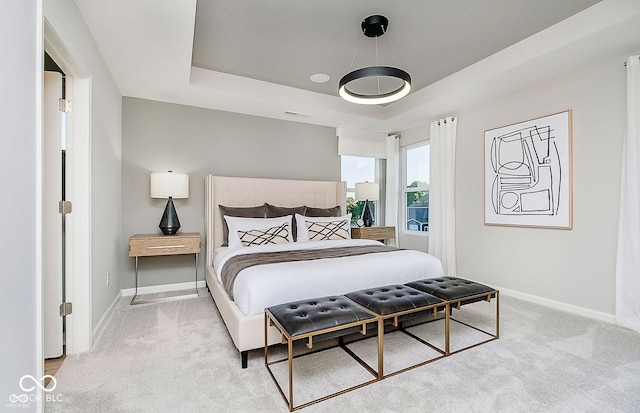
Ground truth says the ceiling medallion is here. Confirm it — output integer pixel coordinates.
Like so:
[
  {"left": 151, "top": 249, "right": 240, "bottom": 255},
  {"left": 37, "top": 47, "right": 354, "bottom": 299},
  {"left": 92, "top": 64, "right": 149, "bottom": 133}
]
[{"left": 339, "top": 15, "right": 412, "bottom": 105}]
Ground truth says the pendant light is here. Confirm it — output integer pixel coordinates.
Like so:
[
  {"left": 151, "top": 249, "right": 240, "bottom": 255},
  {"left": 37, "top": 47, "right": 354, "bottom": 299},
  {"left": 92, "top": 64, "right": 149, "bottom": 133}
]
[{"left": 339, "top": 15, "right": 412, "bottom": 105}]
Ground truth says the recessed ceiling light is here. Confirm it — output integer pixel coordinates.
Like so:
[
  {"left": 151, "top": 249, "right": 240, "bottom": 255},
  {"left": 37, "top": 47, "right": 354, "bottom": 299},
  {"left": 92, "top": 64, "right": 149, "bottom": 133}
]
[{"left": 310, "top": 73, "right": 330, "bottom": 83}]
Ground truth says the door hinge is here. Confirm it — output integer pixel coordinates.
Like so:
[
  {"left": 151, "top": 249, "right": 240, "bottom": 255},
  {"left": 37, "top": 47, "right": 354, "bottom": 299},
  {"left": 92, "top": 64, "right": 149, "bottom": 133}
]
[
  {"left": 59, "top": 98, "right": 72, "bottom": 113},
  {"left": 59, "top": 200, "right": 72, "bottom": 214},
  {"left": 59, "top": 302, "right": 72, "bottom": 317}
]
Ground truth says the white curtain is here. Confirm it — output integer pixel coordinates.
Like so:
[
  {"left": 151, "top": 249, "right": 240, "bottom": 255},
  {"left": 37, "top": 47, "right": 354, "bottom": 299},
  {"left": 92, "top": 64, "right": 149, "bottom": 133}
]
[
  {"left": 385, "top": 135, "right": 400, "bottom": 246},
  {"left": 615, "top": 55, "right": 640, "bottom": 333},
  {"left": 428, "top": 117, "right": 457, "bottom": 275}
]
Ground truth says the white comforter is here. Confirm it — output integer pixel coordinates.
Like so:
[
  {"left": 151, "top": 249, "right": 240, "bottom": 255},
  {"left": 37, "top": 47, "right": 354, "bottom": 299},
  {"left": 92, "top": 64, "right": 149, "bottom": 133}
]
[{"left": 214, "top": 239, "right": 444, "bottom": 315}]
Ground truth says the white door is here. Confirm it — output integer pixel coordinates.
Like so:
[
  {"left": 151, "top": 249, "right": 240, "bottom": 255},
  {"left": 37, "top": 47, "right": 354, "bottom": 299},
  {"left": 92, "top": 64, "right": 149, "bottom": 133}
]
[{"left": 43, "top": 71, "right": 64, "bottom": 359}]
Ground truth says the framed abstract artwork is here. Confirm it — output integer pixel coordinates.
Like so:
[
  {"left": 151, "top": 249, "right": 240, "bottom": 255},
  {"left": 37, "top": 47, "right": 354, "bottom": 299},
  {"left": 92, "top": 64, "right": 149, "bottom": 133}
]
[{"left": 484, "top": 110, "right": 572, "bottom": 229}]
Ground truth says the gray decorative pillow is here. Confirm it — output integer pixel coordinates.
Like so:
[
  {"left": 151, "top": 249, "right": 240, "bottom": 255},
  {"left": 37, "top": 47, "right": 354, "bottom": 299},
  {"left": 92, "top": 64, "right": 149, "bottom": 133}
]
[
  {"left": 305, "top": 205, "right": 342, "bottom": 217},
  {"left": 219, "top": 204, "right": 266, "bottom": 246},
  {"left": 306, "top": 219, "right": 350, "bottom": 241},
  {"left": 237, "top": 223, "right": 291, "bottom": 247}
]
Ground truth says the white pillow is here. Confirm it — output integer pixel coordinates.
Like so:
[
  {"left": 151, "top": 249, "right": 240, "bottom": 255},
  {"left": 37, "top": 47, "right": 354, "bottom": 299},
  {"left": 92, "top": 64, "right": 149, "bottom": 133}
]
[
  {"left": 237, "top": 223, "right": 291, "bottom": 247},
  {"left": 224, "top": 215, "right": 293, "bottom": 249},
  {"left": 295, "top": 213, "right": 352, "bottom": 242}
]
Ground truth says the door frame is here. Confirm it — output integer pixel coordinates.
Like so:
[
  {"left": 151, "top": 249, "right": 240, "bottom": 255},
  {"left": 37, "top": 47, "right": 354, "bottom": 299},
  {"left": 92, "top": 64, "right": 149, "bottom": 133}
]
[
  {"left": 43, "top": 70, "right": 64, "bottom": 359},
  {"left": 43, "top": 13, "right": 92, "bottom": 355}
]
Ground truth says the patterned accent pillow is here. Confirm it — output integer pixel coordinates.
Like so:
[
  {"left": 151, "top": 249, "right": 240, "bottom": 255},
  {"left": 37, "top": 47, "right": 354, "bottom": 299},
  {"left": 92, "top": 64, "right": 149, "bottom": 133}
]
[
  {"left": 237, "top": 223, "right": 291, "bottom": 247},
  {"left": 219, "top": 204, "right": 266, "bottom": 246},
  {"left": 305, "top": 219, "right": 351, "bottom": 241}
]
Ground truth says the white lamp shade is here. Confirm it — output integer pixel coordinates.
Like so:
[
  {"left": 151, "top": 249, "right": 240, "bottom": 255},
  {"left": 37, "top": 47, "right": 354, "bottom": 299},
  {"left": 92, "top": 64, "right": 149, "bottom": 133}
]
[
  {"left": 355, "top": 182, "right": 379, "bottom": 201},
  {"left": 150, "top": 172, "right": 189, "bottom": 199}
]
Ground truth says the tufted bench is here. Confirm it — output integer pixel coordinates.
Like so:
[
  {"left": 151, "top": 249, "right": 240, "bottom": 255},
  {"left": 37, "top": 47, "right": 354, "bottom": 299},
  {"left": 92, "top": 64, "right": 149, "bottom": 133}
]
[
  {"left": 264, "top": 295, "right": 382, "bottom": 411},
  {"left": 406, "top": 276, "right": 499, "bottom": 354},
  {"left": 264, "top": 278, "right": 499, "bottom": 410},
  {"left": 345, "top": 284, "right": 449, "bottom": 376}
]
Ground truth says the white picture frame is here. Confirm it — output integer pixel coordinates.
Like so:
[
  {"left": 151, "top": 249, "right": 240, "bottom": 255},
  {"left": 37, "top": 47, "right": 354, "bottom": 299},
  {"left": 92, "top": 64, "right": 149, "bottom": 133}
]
[{"left": 484, "top": 110, "right": 572, "bottom": 229}]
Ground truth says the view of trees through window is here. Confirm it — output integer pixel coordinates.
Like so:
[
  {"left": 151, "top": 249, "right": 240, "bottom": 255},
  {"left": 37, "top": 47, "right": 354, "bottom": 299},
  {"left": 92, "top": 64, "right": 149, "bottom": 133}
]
[
  {"left": 406, "top": 182, "right": 429, "bottom": 232},
  {"left": 404, "top": 144, "right": 429, "bottom": 233}
]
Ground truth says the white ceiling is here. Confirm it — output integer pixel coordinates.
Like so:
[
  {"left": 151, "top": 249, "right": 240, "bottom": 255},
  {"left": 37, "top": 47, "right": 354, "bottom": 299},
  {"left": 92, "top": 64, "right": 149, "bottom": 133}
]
[{"left": 73, "top": 0, "right": 640, "bottom": 133}]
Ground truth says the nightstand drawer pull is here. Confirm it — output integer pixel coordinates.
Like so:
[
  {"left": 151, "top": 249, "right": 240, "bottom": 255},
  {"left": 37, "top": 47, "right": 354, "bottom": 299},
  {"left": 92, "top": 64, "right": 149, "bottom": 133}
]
[{"left": 146, "top": 245, "right": 186, "bottom": 249}]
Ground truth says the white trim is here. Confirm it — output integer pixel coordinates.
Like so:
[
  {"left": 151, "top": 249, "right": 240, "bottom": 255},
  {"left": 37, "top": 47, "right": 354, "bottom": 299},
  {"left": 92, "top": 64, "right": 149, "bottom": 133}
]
[
  {"left": 92, "top": 290, "right": 121, "bottom": 345},
  {"left": 43, "top": 10, "right": 93, "bottom": 355},
  {"left": 35, "top": 1, "right": 44, "bottom": 411},
  {"left": 65, "top": 76, "right": 93, "bottom": 354},
  {"left": 43, "top": 8, "right": 90, "bottom": 78},
  {"left": 121, "top": 280, "right": 207, "bottom": 297},
  {"left": 495, "top": 284, "right": 615, "bottom": 324}
]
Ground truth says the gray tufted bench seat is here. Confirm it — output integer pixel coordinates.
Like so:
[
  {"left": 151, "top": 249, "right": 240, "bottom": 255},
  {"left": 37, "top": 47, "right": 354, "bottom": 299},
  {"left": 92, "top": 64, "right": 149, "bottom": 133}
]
[
  {"left": 345, "top": 284, "right": 450, "bottom": 376},
  {"left": 345, "top": 284, "right": 446, "bottom": 321},
  {"left": 264, "top": 295, "right": 382, "bottom": 411},
  {"left": 406, "top": 276, "right": 499, "bottom": 354}
]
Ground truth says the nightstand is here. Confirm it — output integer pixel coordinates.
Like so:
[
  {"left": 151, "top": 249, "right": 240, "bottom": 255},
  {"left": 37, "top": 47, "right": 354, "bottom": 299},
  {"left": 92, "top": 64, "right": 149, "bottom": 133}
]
[
  {"left": 128, "top": 232, "right": 201, "bottom": 305},
  {"left": 351, "top": 226, "right": 396, "bottom": 242}
]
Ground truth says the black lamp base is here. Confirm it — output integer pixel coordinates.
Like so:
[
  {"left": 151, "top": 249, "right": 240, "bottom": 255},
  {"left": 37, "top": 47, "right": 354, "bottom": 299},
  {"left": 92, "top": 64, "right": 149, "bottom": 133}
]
[
  {"left": 362, "top": 199, "right": 373, "bottom": 227},
  {"left": 159, "top": 197, "right": 181, "bottom": 235}
]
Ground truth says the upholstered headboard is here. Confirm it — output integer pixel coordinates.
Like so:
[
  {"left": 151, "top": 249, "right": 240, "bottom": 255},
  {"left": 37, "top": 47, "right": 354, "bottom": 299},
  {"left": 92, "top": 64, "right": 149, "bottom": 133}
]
[{"left": 205, "top": 175, "right": 346, "bottom": 268}]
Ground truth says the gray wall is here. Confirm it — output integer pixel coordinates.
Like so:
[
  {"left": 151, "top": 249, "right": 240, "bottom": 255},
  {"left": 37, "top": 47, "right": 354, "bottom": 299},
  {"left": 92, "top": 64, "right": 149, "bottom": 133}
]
[
  {"left": 1, "top": 1, "right": 39, "bottom": 408},
  {"left": 403, "top": 55, "right": 629, "bottom": 316},
  {"left": 121, "top": 98, "right": 339, "bottom": 289}
]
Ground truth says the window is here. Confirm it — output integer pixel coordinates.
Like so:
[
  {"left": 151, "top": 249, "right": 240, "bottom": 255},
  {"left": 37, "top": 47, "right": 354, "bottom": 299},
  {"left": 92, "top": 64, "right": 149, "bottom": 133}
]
[
  {"left": 341, "top": 155, "right": 378, "bottom": 226},
  {"left": 402, "top": 143, "right": 429, "bottom": 233}
]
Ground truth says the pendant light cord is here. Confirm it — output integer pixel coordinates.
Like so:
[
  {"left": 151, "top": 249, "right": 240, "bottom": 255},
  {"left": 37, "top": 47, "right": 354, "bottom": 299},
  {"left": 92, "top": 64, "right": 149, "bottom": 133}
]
[{"left": 375, "top": 35, "right": 380, "bottom": 94}]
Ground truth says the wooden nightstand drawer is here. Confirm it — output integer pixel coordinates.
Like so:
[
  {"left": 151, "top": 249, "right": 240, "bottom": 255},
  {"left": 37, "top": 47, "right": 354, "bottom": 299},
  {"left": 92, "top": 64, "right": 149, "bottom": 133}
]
[
  {"left": 351, "top": 226, "right": 396, "bottom": 241},
  {"left": 129, "top": 232, "right": 201, "bottom": 257}
]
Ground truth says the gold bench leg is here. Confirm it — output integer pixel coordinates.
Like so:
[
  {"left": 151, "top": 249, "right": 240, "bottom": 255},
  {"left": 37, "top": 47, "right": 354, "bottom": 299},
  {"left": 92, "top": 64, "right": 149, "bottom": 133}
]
[
  {"left": 378, "top": 318, "right": 384, "bottom": 379},
  {"left": 264, "top": 313, "right": 268, "bottom": 365},
  {"left": 445, "top": 302, "right": 451, "bottom": 355},
  {"left": 288, "top": 339, "right": 294, "bottom": 412},
  {"left": 496, "top": 292, "right": 500, "bottom": 339}
]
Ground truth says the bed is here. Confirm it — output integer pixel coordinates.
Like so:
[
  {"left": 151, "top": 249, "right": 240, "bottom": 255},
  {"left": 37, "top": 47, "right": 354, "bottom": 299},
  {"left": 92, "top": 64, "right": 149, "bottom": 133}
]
[{"left": 204, "top": 175, "right": 444, "bottom": 367}]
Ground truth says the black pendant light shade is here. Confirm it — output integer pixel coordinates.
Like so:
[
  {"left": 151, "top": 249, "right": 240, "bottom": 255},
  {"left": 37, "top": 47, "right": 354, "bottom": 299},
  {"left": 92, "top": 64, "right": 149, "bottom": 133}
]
[{"left": 339, "top": 66, "right": 411, "bottom": 104}]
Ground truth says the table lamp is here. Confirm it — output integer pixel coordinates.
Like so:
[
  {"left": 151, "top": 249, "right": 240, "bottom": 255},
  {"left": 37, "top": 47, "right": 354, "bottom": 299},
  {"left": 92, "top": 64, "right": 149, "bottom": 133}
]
[
  {"left": 150, "top": 171, "right": 189, "bottom": 235},
  {"left": 355, "top": 182, "right": 379, "bottom": 227}
]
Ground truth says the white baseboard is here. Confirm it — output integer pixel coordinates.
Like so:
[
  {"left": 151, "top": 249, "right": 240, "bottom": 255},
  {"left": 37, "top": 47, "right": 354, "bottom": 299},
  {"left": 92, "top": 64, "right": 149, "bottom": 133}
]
[
  {"left": 92, "top": 290, "right": 122, "bottom": 346},
  {"left": 121, "top": 280, "right": 208, "bottom": 297},
  {"left": 496, "top": 285, "right": 615, "bottom": 324}
]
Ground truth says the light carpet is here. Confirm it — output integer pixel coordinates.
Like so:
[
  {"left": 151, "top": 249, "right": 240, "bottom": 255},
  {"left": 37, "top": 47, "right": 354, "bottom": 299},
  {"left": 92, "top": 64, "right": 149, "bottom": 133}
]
[{"left": 46, "top": 290, "right": 640, "bottom": 413}]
